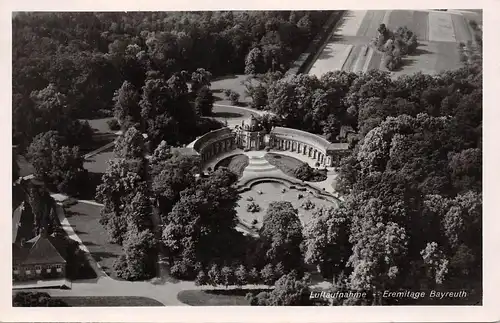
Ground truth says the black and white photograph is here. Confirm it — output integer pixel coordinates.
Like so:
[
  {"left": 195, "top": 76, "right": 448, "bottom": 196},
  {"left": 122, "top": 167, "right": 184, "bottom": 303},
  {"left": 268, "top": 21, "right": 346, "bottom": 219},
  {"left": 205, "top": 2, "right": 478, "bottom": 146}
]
[{"left": 6, "top": 1, "right": 495, "bottom": 320}]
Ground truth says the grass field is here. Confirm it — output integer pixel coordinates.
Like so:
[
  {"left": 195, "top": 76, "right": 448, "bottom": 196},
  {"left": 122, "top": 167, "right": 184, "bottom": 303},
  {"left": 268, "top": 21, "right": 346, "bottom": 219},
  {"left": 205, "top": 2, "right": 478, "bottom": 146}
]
[
  {"left": 215, "top": 154, "right": 249, "bottom": 178},
  {"left": 309, "top": 44, "right": 353, "bottom": 78},
  {"left": 59, "top": 296, "right": 163, "bottom": 307},
  {"left": 310, "top": 10, "right": 476, "bottom": 78},
  {"left": 81, "top": 117, "right": 115, "bottom": 135},
  {"left": 264, "top": 153, "right": 305, "bottom": 178},
  {"left": 210, "top": 104, "right": 259, "bottom": 128},
  {"left": 387, "top": 10, "right": 429, "bottom": 41},
  {"left": 64, "top": 202, "right": 122, "bottom": 278},
  {"left": 210, "top": 74, "right": 251, "bottom": 106},
  {"left": 178, "top": 289, "right": 271, "bottom": 306}
]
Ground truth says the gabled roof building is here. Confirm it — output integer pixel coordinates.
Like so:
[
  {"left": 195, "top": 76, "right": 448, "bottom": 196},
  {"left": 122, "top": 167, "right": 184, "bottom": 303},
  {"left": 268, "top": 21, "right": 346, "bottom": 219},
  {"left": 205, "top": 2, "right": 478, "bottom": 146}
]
[{"left": 12, "top": 202, "right": 67, "bottom": 282}]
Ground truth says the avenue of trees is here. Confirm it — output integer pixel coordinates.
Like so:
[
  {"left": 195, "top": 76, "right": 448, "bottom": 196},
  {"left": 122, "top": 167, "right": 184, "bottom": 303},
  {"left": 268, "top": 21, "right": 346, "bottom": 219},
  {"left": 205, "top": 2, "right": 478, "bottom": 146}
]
[{"left": 96, "top": 127, "right": 157, "bottom": 280}]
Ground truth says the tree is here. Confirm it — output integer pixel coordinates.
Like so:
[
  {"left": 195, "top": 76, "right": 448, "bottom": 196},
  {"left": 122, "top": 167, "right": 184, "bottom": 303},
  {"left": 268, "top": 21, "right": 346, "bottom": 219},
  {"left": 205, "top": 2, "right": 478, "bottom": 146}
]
[
  {"left": 149, "top": 140, "right": 173, "bottom": 167},
  {"left": 113, "top": 80, "right": 141, "bottom": 130},
  {"left": 448, "top": 148, "right": 481, "bottom": 193},
  {"left": 293, "top": 163, "right": 314, "bottom": 181},
  {"left": 420, "top": 242, "right": 449, "bottom": 287},
  {"left": 221, "top": 266, "right": 235, "bottom": 288},
  {"left": 260, "top": 201, "right": 304, "bottom": 272},
  {"left": 26, "top": 83, "right": 92, "bottom": 147},
  {"left": 195, "top": 270, "right": 209, "bottom": 286},
  {"left": 347, "top": 218, "right": 408, "bottom": 305},
  {"left": 114, "top": 126, "right": 146, "bottom": 159},
  {"left": 139, "top": 74, "right": 196, "bottom": 147},
  {"left": 208, "top": 263, "right": 222, "bottom": 287},
  {"left": 194, "top": 86, "right": 214, "bottom": 116},
  {"left": 248, "top": 272, "right": 313, "bottom": 306},
  {"left": 13, "top": 292, "right": 69, "bottom": 307},
  {"left": 442, "top": 191, "right": 482, "bottom": 251},
  {"left": 122, "top": 189, "right": 154, "bottom": 232},
  {"left": 247, "top": 82, "right": 268, "bottom": 110},
  {"left": 260, "top": 263, "right": 276, "bottom": 285},
  {"left": 191, "top": 68, "right": 212, "bottom": 94},
  {"left": 96, "top": 158, "right": 146, "bottom": 244},
  {"left": 234, "top": 264, "right": 248, "bottom": 287},
  {"left": 22, "top": 181, "right": 60, "bottom": 236},
  {"left": 161, "top": 168, "right": 240, "bottom": 279},
  {"left": 27, "top": 131, "right": 87, "bottom": 196},
  {"left": 303, "top": 206, "right": 352, "bottom": 279},
  {"left": 151, "top": 154, "right": 199, "bottom": 218},
  {"left": 113, "top": 226, "right": 157, "bottom": 281},
  {"left": 224, "top": 89, "right": 240, "bottom": 105},
  {"left": 248, "top": 267, "right": 260, "bottom": 284},
  {"left": 244, "top": 47, "right": 264, "bottom": 75}
]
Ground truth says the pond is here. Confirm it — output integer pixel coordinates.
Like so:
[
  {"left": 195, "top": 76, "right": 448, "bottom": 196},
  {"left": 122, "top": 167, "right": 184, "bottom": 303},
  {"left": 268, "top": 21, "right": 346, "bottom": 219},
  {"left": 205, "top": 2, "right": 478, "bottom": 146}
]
[{"left": 236, "top": 181, "right": 336, "bottom": 230}]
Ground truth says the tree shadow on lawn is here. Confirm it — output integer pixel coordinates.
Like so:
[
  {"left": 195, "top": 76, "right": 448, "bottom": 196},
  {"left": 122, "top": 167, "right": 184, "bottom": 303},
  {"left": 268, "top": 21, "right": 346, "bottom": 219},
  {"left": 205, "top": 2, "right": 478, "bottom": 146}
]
[
  {"left": 92, "top": 251, "right": 120, "bottom": 262},
  {"left": 81, "top": 240, "right": 99, "bottom": 246},
  {"left": 328, "top": 34, "right": 345, "bottom": 43},
  {"left": 212, "top": 111, "right": 244, "bottom": 118},
  {"left": 204, "top": 288, "right": 271, "bottom": 296},
  {"left": 408, "top": 46, "right": 433, "bottom": 56},
  {"left": 77, "top": 172, "right": 104, "bottom": 201},
  {"left": 316, "top": 46, "right": 335, "bottom": 60},
  {"left": 213, "top": 95, "right": 225, "bottom": 102},
  {"left": 391, "top": 57, "right": 418, "bottom": 72},
  {"left": 64, "top": 209, "right": 84, "bottom": 218},
  {"left": 212, "top": 74, "right": 239, "bottom": 82}
]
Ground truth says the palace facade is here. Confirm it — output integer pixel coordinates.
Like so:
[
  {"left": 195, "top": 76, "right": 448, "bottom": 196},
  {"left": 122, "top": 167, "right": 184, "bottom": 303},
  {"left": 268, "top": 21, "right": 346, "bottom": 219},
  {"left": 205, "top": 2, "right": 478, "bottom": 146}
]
[{"left": 185, "top": 116, "right": 349, "bottom": 168}]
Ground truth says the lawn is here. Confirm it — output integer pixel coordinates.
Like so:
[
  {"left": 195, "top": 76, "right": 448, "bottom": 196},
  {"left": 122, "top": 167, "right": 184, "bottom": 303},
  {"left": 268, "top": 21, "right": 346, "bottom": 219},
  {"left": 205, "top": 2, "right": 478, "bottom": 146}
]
[
  {"left": 308, "top": 43, "right": 353, "bottom": 78},
  {"left": 81, "top": 117, "right": 115, "bottom": 135},
  {"left": 215, "top": 154, "right": 249, "bottom": 178},
  {"left": 57, "top": 296, "right": 163, "bottom": 307},
  {"left": 178, "top": 289, "right": 271, "bottom": 306},
  {"left": 64, "top": 202, "right": 122, "bottom": 278},
  {"left": 210, "top": 74, "right": 252, "bottom": 106},
  {"left": 83, "top": 146, "right": 115, "bottom": 174},
  {"left": 264, "top": 153, "right": 305, "bottom": 178}
]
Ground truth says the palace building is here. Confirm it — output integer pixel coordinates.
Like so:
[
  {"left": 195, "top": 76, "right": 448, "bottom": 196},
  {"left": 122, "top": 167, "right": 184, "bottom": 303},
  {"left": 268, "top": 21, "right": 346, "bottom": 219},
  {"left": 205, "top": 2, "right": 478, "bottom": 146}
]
[{"left": 185, "top": 115, "right": 349, "bottom": 168}]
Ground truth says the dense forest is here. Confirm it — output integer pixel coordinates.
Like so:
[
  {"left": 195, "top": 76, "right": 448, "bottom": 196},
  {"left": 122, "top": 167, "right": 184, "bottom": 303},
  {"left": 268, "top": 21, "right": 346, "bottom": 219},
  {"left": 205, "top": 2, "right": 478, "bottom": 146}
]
[{"left": 12, "top": 11, "right": 331, "bottom": 149}]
